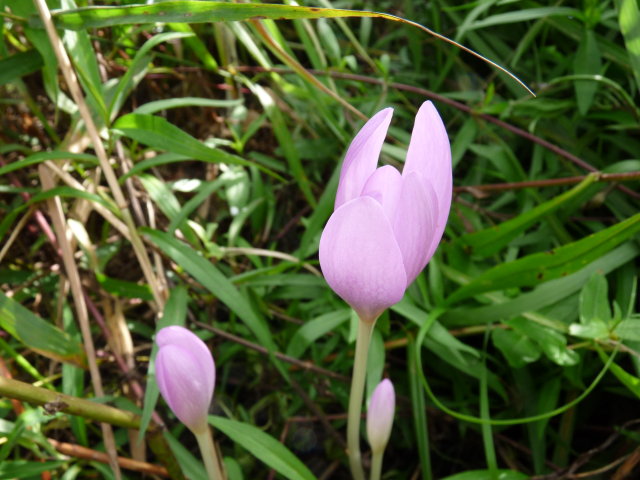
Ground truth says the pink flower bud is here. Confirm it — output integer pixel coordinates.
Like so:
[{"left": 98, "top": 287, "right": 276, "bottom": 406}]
[
  {"left": 155, "top": 326, "right": 215, "bottom": 434},
  {"left": 367, "top": 379, "right": 396, "bottom": 454},
  {"left": 319, "top": 101, "right": 451, "bottom": 322}
]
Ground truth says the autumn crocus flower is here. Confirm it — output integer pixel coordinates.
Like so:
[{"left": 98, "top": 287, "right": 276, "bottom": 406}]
[
  {"left": 319, "top": 101, "right": 452, "bottom": 323},
  {"left": 155, "top": 325, "right": 215, "bottom": 434}
]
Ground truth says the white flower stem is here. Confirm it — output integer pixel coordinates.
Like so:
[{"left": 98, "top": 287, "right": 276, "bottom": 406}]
[
  {"left": 347, "top": 319, "right": 375, "bottom": 480},
  {"left": 195, "top": 426, "right": 225, "bottom": 480},
  {"left": 369, "top": 450, "right": 384, "bottom": 480}
]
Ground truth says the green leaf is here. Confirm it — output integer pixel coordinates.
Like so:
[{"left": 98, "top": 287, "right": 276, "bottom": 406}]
[
  {"left": 569, "top": 273, "right": 612, "bottom": 339},
  {"left": 440, "top": 469, "right": 529, "bottom": 480},
  {"left": 0, "top": 292, "right": 86, "bottom": 367},
  {"left": 0, "top": 50, "right": 44, "bottom": 86},
  {"left": 47, "top": 2, "right": 377, "bottom": 30},
  {"left": 164, "top": 431, "right": 207, "bottom": 480},
  {"left": 443, "top": 242, "right": 639, "bottom": 327},
  {"left": 134, "top": 97, "right": 242, "bottom": 115},
  {"left": 614, "top": 318, "right": 640, "bottom": 341},
  {"left": 0, "top": 461, "right": 67, "bottom": 478},
  {"left": 447, "top": 213, "right": 640, "bottom": 304},
  {"left": 142, "top": 228, "right": 276, "bottom": 351},
  {"left": 617, "top": 0, "right": 640, "bottom": 93},
  {"left": 210, "top": 416, "right": 318, "bottom": 480},
  {"left": 573, "top": 29, "right": 601, "bottom": 115},
  {"left": 96, "top": 273, "right": 153, "bottom": 301},
  {"left": 108, "top": 32, "right": 194, "bottom": 119},
  {"left": 465, "top": 7, "right": 580, "bottom": 31},
  {"left": 508, "top": 318, "right": 579, "bottom": 366},
  {"left": 597, "top": 347, "right": 640, "bottom": 399},
  {"left": 0, "top": 151, "right": 98, "bottom": 176},
  {"left": 285, "top": 309, "right": 350, "bottom": 358},
  {"left": 112, "top": 114, "right": 279, "bottom": 178},
  {"left": 457, "top": 175, "right": 597, "bottom": 258},
  {"left": 492, "top": 328, "right": 541, "bottom": 368}
]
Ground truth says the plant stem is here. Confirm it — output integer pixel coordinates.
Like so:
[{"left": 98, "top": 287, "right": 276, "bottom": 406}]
[
  {"left": 347, "top": 319, "right": 375, "bottom": 480},
  {"left": 195, "top": 426, "right": 225, "bottom": 480},
  {"left": 0, "top": 376, "right": 141, "bottom": 429},
  {"left": 369, "top": 450, "right": 383, "bottom": 480}
]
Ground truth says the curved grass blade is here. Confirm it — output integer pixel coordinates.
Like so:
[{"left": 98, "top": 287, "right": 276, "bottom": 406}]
[
  {"left": 446, "top": 213, "right": 640, "bottom": 305},
  {"left": 45, "top": 1, "right": 534, "bottom": 95}
]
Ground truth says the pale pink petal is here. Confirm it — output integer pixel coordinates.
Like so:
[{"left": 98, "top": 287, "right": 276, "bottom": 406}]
[
  {"left": 403, "top": 101, "right": 452, "bottom": 261},
  {"left": 361, "top": 165, "right": 402, "bottom": 221},
  {"left": 392, "top": 172, "right": 437, "bottom": 285},
  {"left": 335, "top": 108, "right": 394, "bottom": 209},
  {"left": 156, "top": 326, "right": 215, "bottom": 433},
  {"left": 319, "top": 197, "right": 407, "bottom": 322},
  {"left": 367, "top": 378, "right": 396, "bottom": 453}
]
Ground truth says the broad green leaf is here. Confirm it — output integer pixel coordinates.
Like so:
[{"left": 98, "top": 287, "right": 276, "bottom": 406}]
[
  {"left": 573, "top": 29, "right": 601, "bottom": 115},
  {"left": 112, "top": 114, "right": 277, "bottom": 177},
  {"left": 210, "top": 416, "right": 318, "bottom": 480},
  {"left": 492, "top": 328, "right": 541, "bottom": 368},
  {"left": 509, "top": 317, "right": 579, "bottom": 366},
  {"left": 0, "top": 292, "right": 86, "bottom": 367},
  {"left": 457, "top": 174, "right": 597, "bottom": 258},
  {"left": 142, "top": 228, "right": 276, "bottom": 351},
  {"left": 285, "top": 309, "right": 350, "bottom": 358},
  {"left": 447, "top": 213, "right": 640, "bottom": 304},
  {"left": 617, "top": 0, "right": 640, "bottom": 92},
  {"left": 0, "top": 50, "right": 43, "bottom": 85},
  {"left": 614, "top": 318, "right": 640, "bottom": 341},
  {"left": 569, "top": 273, "right": 612, "bottom": 339}
]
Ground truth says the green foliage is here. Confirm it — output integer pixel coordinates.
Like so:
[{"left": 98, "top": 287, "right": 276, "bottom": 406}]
[{"left": 1, "top": 0, "right": 639, "bottom": 478}]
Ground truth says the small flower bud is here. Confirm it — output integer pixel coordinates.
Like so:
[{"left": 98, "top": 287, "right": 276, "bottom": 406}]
[
  {"left": 367, "top": 379, "right": 396, "bottom": 454},
  {"left": 155, "top": 326, "right": 215, "bottom": 434}
]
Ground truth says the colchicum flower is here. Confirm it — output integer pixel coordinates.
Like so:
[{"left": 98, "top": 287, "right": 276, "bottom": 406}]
[
  {"left": 155, "top": 326, "right": 215, "bottom": 434},
  {"left": 367, "top": 379, "right": 396, "bottom": 454},
  {"left": 319, "top": 101, "right": 452, "bottom": 323}
]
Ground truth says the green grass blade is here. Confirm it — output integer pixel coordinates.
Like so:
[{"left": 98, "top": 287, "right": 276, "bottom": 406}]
[
  {"left": 447, "top": 213, "right": 640, "bottom": 304},
  {"left": 210, "top": 416, "right": 318, "bottom": 480},
  {"left": 142, "top": 228, "right": 277, "bottom": 352},
  {"left": 0, "top": 292, "right": 86, "bottom": 367}
]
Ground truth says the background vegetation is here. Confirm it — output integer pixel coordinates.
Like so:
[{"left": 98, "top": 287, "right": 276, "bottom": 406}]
[{"left": 0, "top": 0, "right": 639, "bottom": 479}]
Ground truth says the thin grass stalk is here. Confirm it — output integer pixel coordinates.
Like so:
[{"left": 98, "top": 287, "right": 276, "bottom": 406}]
[
  {"left": 38, "top": 164, "right": 122, "bottom": 479},
  {"left": 32, "top": 0, "right": 166, "bottom": 310}
]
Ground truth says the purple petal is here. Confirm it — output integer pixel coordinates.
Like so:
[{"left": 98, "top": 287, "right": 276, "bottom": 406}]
[
  {"left": 367, "top": 378, "right": 395, "bottom": 453},
  {"left": 391, "top": 172, "right": 437, "bottom": 285},
  {"left": 361, "top": 165, "right": 402, "bottom": 221},
  {"left": 335, "top": 108, "right": 394, "bottom": 210},
  {"left": 319, "top": 197, "right": 407, "bottom": 323},
  {"left": 155, "top": 326, "right": 215, "bottom": 433},
  {"left": 403, "top": 101, "right": 452, "bottom": 256}
]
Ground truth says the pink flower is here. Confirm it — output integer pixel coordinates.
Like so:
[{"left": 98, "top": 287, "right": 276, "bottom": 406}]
[
  {"left": 155, "top": 326, "right": 215, "bottom": 434},
  {"left": 367, "top": 379, "right": 396, "bottom": 453},
  {"left": 319, "top": 101, "right": 452, "bottom": 322}
]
